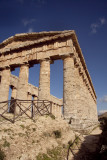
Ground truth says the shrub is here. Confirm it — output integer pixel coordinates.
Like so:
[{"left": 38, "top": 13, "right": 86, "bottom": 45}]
[
  {"left": 47, "top": 147, "right": 61, "bottom": 159},
  {"left": 20, "top": 124, "right": 25, "bottom": 129},
  {"left": 0, "top": 148, "right": 6, "bottom": 160},
  {"left": 36, "top": 153, "right": 51, "bottom": 160},
  {"left": 100, "top": 117, "right": 107, "bottom": 132},
  {"left": 50, "top": 114, "right": 55, "bottom": 120},
  {"left": 74, "top": 135, "right": 80, "bottom": 145},
  {"left": 3, "top": 140, "right": 10, "bottom": 148},
  {"left": 53, "top": 130, "right": 61, "bottom": 138},
  {"left": 68, "top": 140, "right": 73, "bottom": 146},
  {"left": 32, "top": 128, "right": 36, "bottom": 131}
]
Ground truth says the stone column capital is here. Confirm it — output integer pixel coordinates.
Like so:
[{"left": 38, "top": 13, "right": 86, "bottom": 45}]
[
  {"left": 2, "top": 66, "right": 11, "bottom": 70},
  {"left": 19, "top": 62, "right": 29, "bottom": 68},
  {"left": 11, "top": 86, "right": 16, "bottom": 89},
  {"left": 61, "top": 53, "right": 74, "bottom": 60},
  {"left": 39, "top": 58, "right": 53, "bottom": 64}
]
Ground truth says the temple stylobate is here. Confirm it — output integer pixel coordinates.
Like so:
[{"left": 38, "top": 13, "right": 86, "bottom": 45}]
[{"left": 0, "top": 30, "right": 98, "bottom": 128}]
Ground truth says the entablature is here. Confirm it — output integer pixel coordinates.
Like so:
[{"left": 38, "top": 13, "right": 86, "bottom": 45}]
[{"left": 0, "top": 30, "right": 97, "bottom": 100}]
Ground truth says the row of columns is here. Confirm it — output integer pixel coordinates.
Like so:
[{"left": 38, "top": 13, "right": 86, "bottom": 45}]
[
  {"left": 16, "top": 59, "right": 50, "bottom": 101},
  {"left": 0, "top": 59, "right": 61, "bottom": 118},
  {"left": 0, "top": 54, "right": 97, "bottom": 123},
  {"left": 0, "top": 61, "right": 49, "bottom": 101}
]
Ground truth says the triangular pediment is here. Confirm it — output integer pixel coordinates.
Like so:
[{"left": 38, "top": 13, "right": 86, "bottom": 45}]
[{"left": 0, "top": 30, "right": 75, "bottom": 54}]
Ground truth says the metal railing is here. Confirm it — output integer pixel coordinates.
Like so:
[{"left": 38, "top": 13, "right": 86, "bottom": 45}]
[{"left": 0, "top": 99, "right": 52, "bottom": 123}]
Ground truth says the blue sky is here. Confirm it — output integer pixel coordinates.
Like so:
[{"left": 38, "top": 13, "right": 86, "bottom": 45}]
[{"left": 0, "top": 0, "right": 107, "bottom": 113}]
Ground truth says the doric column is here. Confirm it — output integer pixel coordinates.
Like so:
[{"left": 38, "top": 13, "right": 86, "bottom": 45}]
[
  {"left": 33, "top": 96, "right": 38, "bottom": 101},
  {"left": 59, "top": 106, "right": 62, "bottom": 118},
  {"left": 60, "top": 106, "right": 62, "bottom": 118},
  {"left": 0, "top": 67, "right": 11, "bottom": 102},
  {"left": 38, "top": 59, "right": 50, "bottom": 100},
  {"left": 55, "top": 104, "right": 59, "bottom": 118},
  {"left": 54, "top": 104, "right": 57, "bottom": 117},
  {"left": 52, "top": 103, "right": 55, "bottom": 116},
  {"left": 16, "top": 63, "right": 29, "bottom": 100},
  {"left": 11, "top": 87, "right": 17, "bottom": 99},
  {"left": 9, "top": 87, "right": 17, "bottom": 113},
  {"left": 56, "top": 105, "right": 59, "bottom": 118},
  {"left": 63, "top": 55, "right": 76, "bottom": 120}
]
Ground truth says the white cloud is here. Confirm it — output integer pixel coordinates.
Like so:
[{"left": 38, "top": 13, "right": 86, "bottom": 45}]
[
  {"left": 100, "top": 18, "right": 106, "bottom": 25},
  {"left": 28, "top": 28, "right": 33, "bottom": 33},
  {"left": 99, "top": 95, "right": 107, "bottom": 103},
  {"left": 22, "top": 19, "right": 36, "bottom": 26},
  {"left": 90, "top": 17, "right": 106, "bottom": 34},
  {"left": 98, "top": 110, "right": 107, "bottom": 115},
  {"left": 90, "top": 23, "right": 99, "bottom": 34}
]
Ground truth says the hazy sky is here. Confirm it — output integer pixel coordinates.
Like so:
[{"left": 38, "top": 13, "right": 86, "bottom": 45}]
[{"left": 0, "top": 0, "right": 107, "bottom": 113}]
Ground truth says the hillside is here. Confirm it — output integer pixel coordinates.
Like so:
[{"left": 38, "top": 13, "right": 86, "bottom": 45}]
[
  {"left": 98, "top": 112, "right": 107, "bottom": 119},
  {"left": 0, "top": 115, "right": 76, "bottom": 160}
]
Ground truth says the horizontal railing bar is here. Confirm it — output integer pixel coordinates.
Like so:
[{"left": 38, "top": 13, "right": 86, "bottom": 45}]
[{"left": 0, "top": 99, "right": 52, "bottom": 103}]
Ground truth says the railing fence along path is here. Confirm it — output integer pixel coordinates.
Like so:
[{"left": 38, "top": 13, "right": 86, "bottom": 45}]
[{"left": 0, "top": 99, "right": 52, "bottom": 123}]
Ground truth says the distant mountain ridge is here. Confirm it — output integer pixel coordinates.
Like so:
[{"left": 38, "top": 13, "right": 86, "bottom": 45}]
[{"left": 98, "top": 112, "right": 107, "bottom": 119}]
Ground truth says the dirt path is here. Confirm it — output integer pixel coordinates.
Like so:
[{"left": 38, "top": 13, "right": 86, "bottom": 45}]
[{"left": 73, "top": 127, "right": 102, "bottom": 160}]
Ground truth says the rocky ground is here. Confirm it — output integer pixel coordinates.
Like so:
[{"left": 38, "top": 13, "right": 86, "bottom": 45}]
[
  {"left": 0, "top": 114, "right": 76, "bottom": 160},
  {"left": 0, "top": 113, "right": 105, "bottom": 160}
]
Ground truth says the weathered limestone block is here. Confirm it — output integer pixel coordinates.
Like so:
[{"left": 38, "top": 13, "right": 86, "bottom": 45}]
[
  {"left": 55, "top": 105, "right": 62, "bottom": 118},
  {"left": 55, "top": 104, "right": 58, "bottom": 118},
  {"left": 52, "top": 103, "right": 56, "bottom": 116},
  {"left": 57, "top": 105, "right": 62, "bottom": 118},
  {"left": 38, "top": 59, "right": 50, "bottom": 100},
  {"left": 51, "top": 103, "right": 60, "bottom": 118}
]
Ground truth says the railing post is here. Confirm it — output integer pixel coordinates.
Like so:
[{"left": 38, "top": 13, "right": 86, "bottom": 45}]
[
  {"left": 43, "top": 100, "right": 44, "bottom": 115},
  {"left": 8, "top": 100, "right": 10, "bottom": 113},
  {"left": 13, "top": 99, "right": 17, "bottom": 123},
  {"left": 50, "top": 101, "right": 52, "bottom": 114},
  {"left": 33, "top": 100, "right": 35, "bottom": 119},
  {"left": 31, "top": 100, "right": 33, "bottom": 119}
]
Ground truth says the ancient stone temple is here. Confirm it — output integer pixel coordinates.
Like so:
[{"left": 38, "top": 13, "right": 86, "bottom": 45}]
[{"left": 0, "top": 30, "right": 98, "bottom": 128}]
